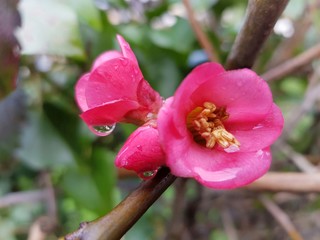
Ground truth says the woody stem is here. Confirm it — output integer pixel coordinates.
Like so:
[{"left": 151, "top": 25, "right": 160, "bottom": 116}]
[{"left": 63, "top": 168, "right": 176, "bottom": 240}]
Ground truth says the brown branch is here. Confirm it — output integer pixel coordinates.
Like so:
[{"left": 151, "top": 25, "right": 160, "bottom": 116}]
[
  {"left": 225, "top": 0, "right": 289, "bottom": 70},
  {"left": 63, "top": 167, "right": 176, "bottom": 240},
  {"left": 276, "top": 142, "right": 318, "bottom": 173},
  {"left": 259, "top": 195, "right": 304, "bottom": 240},
  {"left": 262, "top": 43, "right": 320, "bottom": 81},
  {"left": 246, "top": 172, "right": 320, "bottom": 192},
  {"left": 182, "top": 0, "right": 219, "bottom": 62}
]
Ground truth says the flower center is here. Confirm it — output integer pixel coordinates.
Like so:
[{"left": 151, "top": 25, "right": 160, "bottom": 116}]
[{"left": 186, "top": 102, "right": 240, "bottom": 149}]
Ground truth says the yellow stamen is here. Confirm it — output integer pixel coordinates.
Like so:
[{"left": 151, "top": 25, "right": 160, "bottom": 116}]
[{"left": 186, "top": 102, "right": 240, "bottom": 149}]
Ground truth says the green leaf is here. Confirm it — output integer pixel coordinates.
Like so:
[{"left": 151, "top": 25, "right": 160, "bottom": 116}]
[
  {"left": 64, "top": 0, "right": 102, "bottom": 31},
  {"left": 149, "top": 17, "right": 195, "bottom": 53},
  {"left": 280, "top": 77, "right": 306, "bottom": 97},
  {"left": 61, "top": 169, "right": 106, "bottom": 214},
  {"left": 17, "top": 112, "right": 75, "bottom": 170},
  {"left": 61, "top": 147, "right": 118, "bottom": 214},
  {"left": 91, "top": 147, "right": 118, "bottom": 212},
  {"left": 190, "top": 0, "right": 218, "bottom": 12},
  {"left": 210, "top": 230, "right": 228, "bottom": 240},
  {"left": 16, "top": 0, "right": 84, "bottom": 58}
]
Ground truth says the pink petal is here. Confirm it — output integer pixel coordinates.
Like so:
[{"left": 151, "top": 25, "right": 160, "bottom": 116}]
[
  {"left": 172, "top": 62, "right": 225, "bottom": 113},
  {"left": 85, "top": 58, "right": 144, "bottom": 108},
  {"left": 116, "top": 34, "right": 139, "bottom": 66},
  {"left": 91, "top": 50, "right": 123, "bottom": 71},
  {"left": 158, "top": 98, "right": 194, "bottom": 176},
  {"left": 80, "top": 100, "right": 139, "bottom": 126},
  {"left": 192, "top": 148, "right": 271, "bottom": 189},
  {"left": 75, "top": 73, "right": 90, "bottom": 112},
  {"left": 136, "top": 78, "right": 163, "bottom": 113},
  {"left": 226, "top": 104, "right": 284, "bottom": 152},
  {"left": 163, "top": 131, "right": 271, "bottom": 189},
  {"left": 170, "top": 63, "right": 225, "bottom": 136},
  {"left": 115, "top": 125, "right": 166, "bottom": 173},
  {"left": 158, "top": 99, "right": 272, "bottom": 189},
  {"left": 190, "top": 68, "right": 273, "bottom": 123}
]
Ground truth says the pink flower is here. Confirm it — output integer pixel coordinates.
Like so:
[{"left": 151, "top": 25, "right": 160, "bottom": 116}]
[
  {"left": 115, "top": 122, "right": 166, "bottom": 179},
  {"left": 75, "top": 35, "right": 162, "bottom": 136},
  {"left": 157, "top": 63, "right": 283, "bottom": 189}
]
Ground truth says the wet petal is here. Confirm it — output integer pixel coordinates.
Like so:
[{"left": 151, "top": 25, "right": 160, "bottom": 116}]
[
  {"left": 226, "top": 104, "right": 284, "bottom": 152},
  {"left": 159, "top": 103, "right": 272, "bottom": 189},
  {"left": 172, "top": 62, "right": 225, "bottom": 113},
  {"left": 80, "top": 100, "right": 139, "bottom": 126},
  {"left": 91, "top": 50, "right": 123, "bottom": 71},
  {"left": 116, "top": 34, "right": 139, "bottom": 66},
  {"left": 86, "top": 58, "right": 143, "bottom": 108},
  {"left": 192, "top": 148, "right": 271, "bottom": 189},
  {"left": 75, "top": 73, "right": 90, "bottom": 112},
  {"left": 115, "top": 125, "right": 166, "bottom": 173},
  {"left": 158, "top": 99, "right": 195, "bottom": 176},
  {"left": 191, "top": 68, "right": 273, "bottom": 123}
]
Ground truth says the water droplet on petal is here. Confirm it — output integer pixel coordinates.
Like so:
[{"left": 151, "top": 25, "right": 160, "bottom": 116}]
[
  {"left": 252, "top": 124, "right": 263, "bottom": 130},
  {"left": 89, "top": 124, "right": 116, "bottom": 136},
  {"left": 224, "top": 144, "right": 240, "bottom": 153},
  {"left": 138, "top": 169, "right": 158, "bottom": 180}
]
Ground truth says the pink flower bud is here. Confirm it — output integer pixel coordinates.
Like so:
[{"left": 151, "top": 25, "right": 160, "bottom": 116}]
[{"left": 115, "top": 123, "right": 165, "bottom": 179}]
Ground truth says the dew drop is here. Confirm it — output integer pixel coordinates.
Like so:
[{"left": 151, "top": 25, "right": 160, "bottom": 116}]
[
  {"left": 89, "top": 124, "right": 116, "bottom": 136},
  {"left": 224, "top": 144, "right": 240, "bottom": 153},
  {"left": 252, "top": 124, "right": 263, "bottom": 130},
  {"left": 138, "top": 169, "right": 158, "bottom": 180}
]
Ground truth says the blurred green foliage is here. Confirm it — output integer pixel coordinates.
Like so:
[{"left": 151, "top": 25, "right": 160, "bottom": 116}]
[{"left": 1, "top": 0, "right": 320, "bottom": 239}]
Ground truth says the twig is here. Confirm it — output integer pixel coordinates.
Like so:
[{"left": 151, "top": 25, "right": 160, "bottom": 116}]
[
  {"left": 259, "top": 195, "right": 304, "bottom": 240},
  {"left": 27, "top": 216, "right": 56, "bottom": 240},
  {"left": 221, "top": 208, "right": 239, "bottom": 240},
  {"left": 41, "top": 172, "right": 58, "bottom": 221},
  {"left": 28, "top": 172, "right": 58, "bottom": 240},
  {"left": 225, "top": 0, "right": 289, "bottom": 70},
  {"left": 265, "top": 6, "right": 312, "bottom": 69},
  {"left": 0, "top": 190, "right": 49, "bottom": 208},
  {"left": 262, "top": 43, "right": 320, "bottom": 81},
  {"left": 306, "top": 67, "right": 320, "bottom": 93},
  {"left": 164, "top": 178, "right": 189, "bottom": 240},
  {"left": 63, "top": 167, "right": 176, "bottom": 240},
  {"left": 246, "top": 172, "right": 320, "bottom": 192},
  {"left": 282, "top": 83, "right": 320, "bottom": 138},
  {"left": 182, "top": 0, "right": 219, "bottom": 62},
  {"left": 276, "top": 142, "right": 318, "bottom": 173}
]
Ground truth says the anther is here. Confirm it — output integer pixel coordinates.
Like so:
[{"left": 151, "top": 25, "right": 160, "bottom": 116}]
[{"left": 187, "top": 101, "right": 240, "bottom": 150}]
